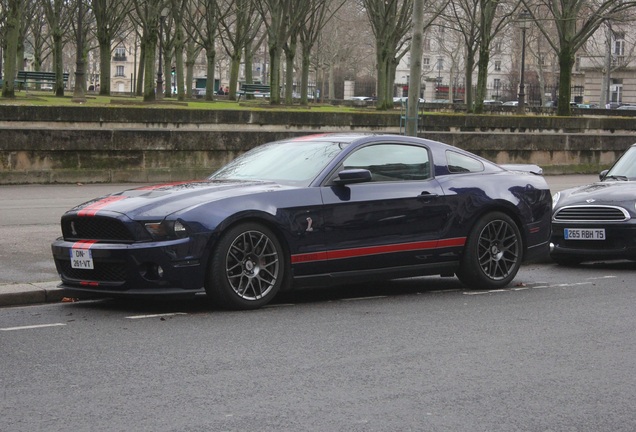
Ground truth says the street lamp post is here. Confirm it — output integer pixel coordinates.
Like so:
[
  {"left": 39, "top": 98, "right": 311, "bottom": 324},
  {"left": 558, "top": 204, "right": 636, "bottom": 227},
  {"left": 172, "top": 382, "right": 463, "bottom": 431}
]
[
  {"left": 156, "top": 8, "right": 169, "bottom": 100},
  {"left": 517, "top": 10, "right": 531, "bottom": 114},
  {"left": 436, "top": 58, "right": 442, "bottom": 99}
]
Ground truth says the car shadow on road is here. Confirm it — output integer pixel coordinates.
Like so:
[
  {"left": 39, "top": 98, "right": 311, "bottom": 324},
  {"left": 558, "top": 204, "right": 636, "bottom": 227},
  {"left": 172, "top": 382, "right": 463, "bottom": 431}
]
[{"left": 60, "top": 276, "right": 467, "bottom": 314}]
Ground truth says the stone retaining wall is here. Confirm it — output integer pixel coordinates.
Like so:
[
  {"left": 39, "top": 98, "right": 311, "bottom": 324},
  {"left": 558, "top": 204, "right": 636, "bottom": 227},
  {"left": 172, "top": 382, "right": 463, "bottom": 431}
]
[{"left": 1, "top": 106, "right": 635, "bottom": 184}]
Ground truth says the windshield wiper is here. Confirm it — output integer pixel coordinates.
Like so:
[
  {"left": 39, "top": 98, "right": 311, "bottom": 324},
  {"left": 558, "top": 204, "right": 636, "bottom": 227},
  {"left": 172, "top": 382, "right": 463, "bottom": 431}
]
[{"left": 604, "top": 175, "right": 629, "bottom": 181}]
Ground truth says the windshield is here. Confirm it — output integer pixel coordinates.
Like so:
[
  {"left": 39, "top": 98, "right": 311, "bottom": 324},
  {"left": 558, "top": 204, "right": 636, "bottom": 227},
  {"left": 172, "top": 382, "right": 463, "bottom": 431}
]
[
  {"left": 209, "top": 140, "right": 346, "bottom": 186},
  {"left": 606, "top": 146, "right": 636, "bottom": 180}
]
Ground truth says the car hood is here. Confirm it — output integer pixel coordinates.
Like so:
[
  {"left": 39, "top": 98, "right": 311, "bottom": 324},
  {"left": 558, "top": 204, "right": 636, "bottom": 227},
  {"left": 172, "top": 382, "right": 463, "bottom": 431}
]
[
  {"left": 557, "top": 181, "right": 636, "bottom": 206},
  {"left": 67, "top": 180, "right": 291, "bottom": 219}
]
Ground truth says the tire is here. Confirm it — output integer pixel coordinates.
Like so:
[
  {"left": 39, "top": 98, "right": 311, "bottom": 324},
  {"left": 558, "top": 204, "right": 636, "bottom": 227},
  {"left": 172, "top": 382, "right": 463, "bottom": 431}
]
[
  {"left": 457, "top": 212, "right": 523, "bottom": 290},
  {"left": 206, "top": 222, "right": 287, "bottom": 310}
]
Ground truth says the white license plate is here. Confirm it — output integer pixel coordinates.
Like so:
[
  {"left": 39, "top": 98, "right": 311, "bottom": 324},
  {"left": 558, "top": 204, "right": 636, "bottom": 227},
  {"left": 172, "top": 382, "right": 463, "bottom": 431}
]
[
  {"left": 564, "top": 228, "right": 606, "bottom": 240},
  {"left": 70, "top": 248, "right": 94, "bottom": 269}
]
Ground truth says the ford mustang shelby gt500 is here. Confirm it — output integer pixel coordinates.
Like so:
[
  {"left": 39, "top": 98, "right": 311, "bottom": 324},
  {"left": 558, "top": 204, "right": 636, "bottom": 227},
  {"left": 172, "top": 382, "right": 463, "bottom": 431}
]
[{"left": 52, "top": 134, "right": 552, "bottom": 309}]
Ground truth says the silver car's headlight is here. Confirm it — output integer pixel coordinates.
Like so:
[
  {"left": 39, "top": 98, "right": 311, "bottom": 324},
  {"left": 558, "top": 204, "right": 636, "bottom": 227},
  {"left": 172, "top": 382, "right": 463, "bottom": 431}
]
[{"left": 552, "top": 191, "right": 561, "bottom": 209}]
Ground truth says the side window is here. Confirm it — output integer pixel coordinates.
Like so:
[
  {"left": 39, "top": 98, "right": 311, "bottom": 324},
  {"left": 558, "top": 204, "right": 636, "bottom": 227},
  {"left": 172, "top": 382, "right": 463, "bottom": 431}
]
[
  {"left": 446, "top": 150, "right": 484, "bottom": 173},
  {"left": 342, "top": 144, "right": 430, "bottom": 182}
]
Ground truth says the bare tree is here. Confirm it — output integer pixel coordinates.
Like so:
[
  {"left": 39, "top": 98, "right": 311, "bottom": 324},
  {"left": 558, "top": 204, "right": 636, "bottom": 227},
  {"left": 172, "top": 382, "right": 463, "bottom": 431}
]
[
  {"left": 92, "top": 0, "right": 133, "bottom": 95},
  {"left": 523, "top": 0, "right": 636, "bottom": 115},
  {"left": 41, "top": 0, "right": 75, "bottom": 96},
  {"left": 256, "top": 0, "right": 310, "bottom": 105},
  {"left": 2, "top": 0, "right": 24, "bottom": 98},
  {"left": 472, "top": 0, "right": 519, "bottom": 114},
  {"left": 26, "top": 1, "right": 53, "bottom": 75},
  {"left": 132, "top": 0, "right": 167, "bottom": 101},
  {"left": 218, "top": 0, "right": 263, "bottom": 100},
  {"left": 363, "top": 0, "right": 413, "bottom": 110},
  {"left": 298, "top": 0, "right": 346, "bottom": 105},
  {"left": 185, "top": 0, "right": 222, "bottom": 101}
]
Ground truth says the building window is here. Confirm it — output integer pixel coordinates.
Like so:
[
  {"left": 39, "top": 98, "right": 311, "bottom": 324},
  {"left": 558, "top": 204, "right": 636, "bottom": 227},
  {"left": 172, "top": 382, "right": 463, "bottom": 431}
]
[
  {"left": 113, "top": 47, "right": 127, "bottom": 62},
  {"left": 493, "top": 41, "right": 502, "bottom": 54},
  {"left": 494, "top": 61, "right": 501, "bottom": 71},
  {"left": 423, "top": 38, "right": 431, "bottom": 52},
  {"left": 116, "top": 66, "right": 125, "bottom": 77},
  {"left": 614, "top": 39, "right": 625, "bottom": 56},
  {"left": 423, "top": 57, "right": 430, "bottom": 67}
]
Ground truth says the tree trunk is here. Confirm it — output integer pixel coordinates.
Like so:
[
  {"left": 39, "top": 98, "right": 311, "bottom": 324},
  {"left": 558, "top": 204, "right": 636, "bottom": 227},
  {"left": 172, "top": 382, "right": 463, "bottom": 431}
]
[
  {"left": 205, "top": 49, "right": 216, "bottom": 101},
  {"left": 473, "top": 44, "right": 490, "bottom": 114},
  {"left": 300, "top": 48, "right": 311, "bottom": 106},
  {"left": 143, "top": 37, "right": 157, "bottom": 102},
  {"left": 229, "top": 54, "right": 241, "bottom": 100},
  {"left": 284, "top": 50, "right": 294, "bottom": 104},
  {"left": 2, "top": 0, "right": 22, "bottom": 98},
  {"left": 136, "top": 45, "right": 145, "bottom": 96},
  {"left": 464, "top": 51, "right": 475, "bottom": 110},
  {"left": 557, "top": 45, "right": 575, "bottom": 116},
  {"left": 98, "top": 38, "right": 111, "bottom": 95},
  {"left": 52, "top": 31, "right": 65, "bottom": 97},
  {"left": 269, "top": 45, "right": 281, "bottom": 104}
]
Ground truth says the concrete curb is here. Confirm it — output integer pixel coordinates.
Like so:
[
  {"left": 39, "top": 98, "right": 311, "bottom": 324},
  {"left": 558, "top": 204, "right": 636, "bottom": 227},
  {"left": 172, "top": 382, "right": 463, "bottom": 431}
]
[{"left": 0, "top": 281, "right": 67, "bottom": 307}]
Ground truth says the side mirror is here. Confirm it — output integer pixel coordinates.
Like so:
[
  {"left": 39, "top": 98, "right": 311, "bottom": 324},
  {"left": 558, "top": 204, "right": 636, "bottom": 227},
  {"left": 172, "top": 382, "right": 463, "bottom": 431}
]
[
  {"left": 599, "top": 169, "right": 608, "bottom": 181},
  {"left": 333, "top": 169, "right": 372, "bottom": 185}
]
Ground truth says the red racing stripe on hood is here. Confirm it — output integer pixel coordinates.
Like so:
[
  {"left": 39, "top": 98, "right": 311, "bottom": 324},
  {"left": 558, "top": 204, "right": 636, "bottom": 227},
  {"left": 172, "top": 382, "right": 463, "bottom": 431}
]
[{"left": 77, "top": 196, "right": 127, "bottom": 217}]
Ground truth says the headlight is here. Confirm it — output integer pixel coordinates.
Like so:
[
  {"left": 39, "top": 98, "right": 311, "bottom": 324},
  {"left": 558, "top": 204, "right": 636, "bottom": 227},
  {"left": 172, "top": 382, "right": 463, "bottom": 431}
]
[
  {"left": 552, "top": 191, "right": 561, "bottom": 209},
  {"left": 145, "top": 220, "right": 189, "bottom": 239}
]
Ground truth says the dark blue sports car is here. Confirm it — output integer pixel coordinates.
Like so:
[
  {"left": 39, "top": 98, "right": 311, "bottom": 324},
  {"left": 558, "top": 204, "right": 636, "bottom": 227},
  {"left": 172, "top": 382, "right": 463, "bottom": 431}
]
[{"left": 51, "top": 134, "right": 552, "bottom": 309}]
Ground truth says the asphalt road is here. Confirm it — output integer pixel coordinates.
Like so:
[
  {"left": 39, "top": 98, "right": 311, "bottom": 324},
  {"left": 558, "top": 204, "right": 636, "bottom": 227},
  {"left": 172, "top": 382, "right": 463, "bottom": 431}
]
[
  {"left": 1, "top": 261, "right": 635, "bottom": 431},
  {"left": 4, "top": 175, "right": 636, "bottom": 431}
]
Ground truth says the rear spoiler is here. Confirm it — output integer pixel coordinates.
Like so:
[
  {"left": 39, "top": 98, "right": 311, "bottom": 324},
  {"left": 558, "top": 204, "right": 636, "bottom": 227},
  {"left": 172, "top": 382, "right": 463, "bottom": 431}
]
[{"left": 499, "top": 164, "right": 543, "bottom": 175}]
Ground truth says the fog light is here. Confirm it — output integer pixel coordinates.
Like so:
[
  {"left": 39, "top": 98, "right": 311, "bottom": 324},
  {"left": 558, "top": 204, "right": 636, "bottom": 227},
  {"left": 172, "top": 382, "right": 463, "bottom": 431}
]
[{"left": 140, "top": 263, "right": 165, "bottom": 281}]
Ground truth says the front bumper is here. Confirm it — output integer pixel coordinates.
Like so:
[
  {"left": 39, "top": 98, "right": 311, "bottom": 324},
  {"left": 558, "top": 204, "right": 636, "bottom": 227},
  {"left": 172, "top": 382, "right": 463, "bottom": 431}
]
[
  {"left": 51, "top": 236, "right": 209, "bottom": 296},
  {"left": 550, "top": 222, "right": 636, "bottom": 261}
]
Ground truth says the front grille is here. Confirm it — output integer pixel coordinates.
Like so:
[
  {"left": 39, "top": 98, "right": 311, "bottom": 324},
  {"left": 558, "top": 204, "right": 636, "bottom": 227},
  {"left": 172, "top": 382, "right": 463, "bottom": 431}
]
[
  {"left": 59, "top": 260, "right": 127, "bottom": 282},
  {"left": 554, "top": 205, "right": 630, "bottom": 222},
  {"left": 62, "top": 216, "right": 134, "bottom": 242}
]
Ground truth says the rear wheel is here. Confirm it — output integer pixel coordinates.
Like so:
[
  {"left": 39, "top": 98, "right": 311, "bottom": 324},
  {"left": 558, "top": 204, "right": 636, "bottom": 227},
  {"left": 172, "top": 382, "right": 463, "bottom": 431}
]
[
  {"left": 457, "top": 212, "right": 523, "bottom": 290},
  {"left": 206, "top": 222, "right": 287, "bottom": 310}
]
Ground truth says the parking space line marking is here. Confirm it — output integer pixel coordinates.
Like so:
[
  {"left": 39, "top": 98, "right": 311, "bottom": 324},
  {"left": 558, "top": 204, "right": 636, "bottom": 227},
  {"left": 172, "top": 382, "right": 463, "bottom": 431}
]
[
  {"left": 341, "top": 296, "right": 388, "bottom": 301},
  {"left": 1, "top": 323, "right": 66, "bottom": 331},
  {"left": 125, "top": 312, "right": 187, "bottom": 320}
]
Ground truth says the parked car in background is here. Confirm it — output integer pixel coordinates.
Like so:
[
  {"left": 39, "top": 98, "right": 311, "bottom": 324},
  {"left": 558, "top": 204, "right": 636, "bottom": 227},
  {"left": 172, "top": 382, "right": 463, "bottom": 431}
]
[
  {"left": 502, "top": 100, "right": 518, "bottom": 106},
  {"left": 551, "top": 143, "right": 636, "bottom": 265},
  {"left": 393, "top": 96, "right": 425, "bottom": 103},
  {"left": 483, "top": 100, "right": 503, "bottom": 105},
  {"left": 617, "top": 104, "right": 636, "bottom": 111},
  {"left": 52, "top": 133, "right": 552, "bottom": 310}
]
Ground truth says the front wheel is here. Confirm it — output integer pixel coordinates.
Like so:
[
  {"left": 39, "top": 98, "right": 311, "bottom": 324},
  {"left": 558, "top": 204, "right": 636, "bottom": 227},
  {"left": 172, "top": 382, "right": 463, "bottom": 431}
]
[
  {"left": 206, "top": 222, "right": 288, "bottom": 310},
  {"left": 457, "top": 212, "right": 523, "bottom": 290}
]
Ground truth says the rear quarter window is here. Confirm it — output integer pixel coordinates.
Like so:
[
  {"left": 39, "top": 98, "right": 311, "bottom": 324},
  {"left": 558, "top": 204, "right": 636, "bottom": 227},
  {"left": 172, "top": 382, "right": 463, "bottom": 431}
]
[{"left": 446, "top": 150, "right": 485, "bottom": 173}]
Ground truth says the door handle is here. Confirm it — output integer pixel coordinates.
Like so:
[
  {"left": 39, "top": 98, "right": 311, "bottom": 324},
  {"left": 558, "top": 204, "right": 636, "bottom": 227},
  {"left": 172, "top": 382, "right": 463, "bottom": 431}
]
[{"left": 418, "top": 192, "right": 439, "bottom": 201}]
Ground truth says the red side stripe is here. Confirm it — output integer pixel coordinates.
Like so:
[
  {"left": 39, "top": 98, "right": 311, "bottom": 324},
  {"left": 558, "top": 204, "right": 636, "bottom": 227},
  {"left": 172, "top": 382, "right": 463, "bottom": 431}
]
[
  {"left": 291, "top": 237, "right": 466, "bottom": 264},
  {"left": 77, "top": 196, "right": 127, "bottom": 217}
]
